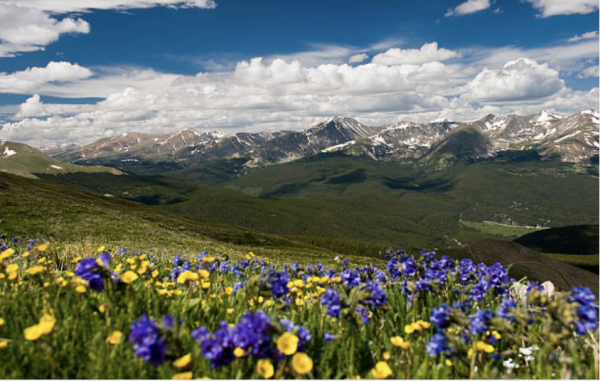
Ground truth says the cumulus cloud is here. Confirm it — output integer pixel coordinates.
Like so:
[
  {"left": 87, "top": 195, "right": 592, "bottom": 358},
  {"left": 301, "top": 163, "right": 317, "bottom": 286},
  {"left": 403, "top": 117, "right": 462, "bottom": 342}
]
[
  {"left": 464, "top": 58, "right": 564, "bottom": 102},
  {"left": 0, "top": 41, "right": 597, "bottom": 147},
  {"left": 445, "top": 0, "right": 491, "bottom": 17},
  {"left": 0, "top": 3, "right": 89, "bottom": 57},
  {"left": 371, "top": 43, "right": 461, "bottom": 65},
  {"left": 0, "top": 62, "right": 93, "bottom": 94},
  {"left": 568, "top": 31, "right": 599, "bottom": 42},
  {"left": 524, "top": 0, "right": 599, "bottom": 17},
  {"left": 0, "top": 0, "right": 216, "bottom": 57},
  {"left": 348, "top": 53, "right": 369, "bottom": 64}
]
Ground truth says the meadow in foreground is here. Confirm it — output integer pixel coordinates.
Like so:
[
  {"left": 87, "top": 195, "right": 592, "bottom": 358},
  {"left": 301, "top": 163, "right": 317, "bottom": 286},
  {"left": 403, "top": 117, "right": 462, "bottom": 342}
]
[{"left": 0, "top": 237, "right": 597, "bottom": 379}]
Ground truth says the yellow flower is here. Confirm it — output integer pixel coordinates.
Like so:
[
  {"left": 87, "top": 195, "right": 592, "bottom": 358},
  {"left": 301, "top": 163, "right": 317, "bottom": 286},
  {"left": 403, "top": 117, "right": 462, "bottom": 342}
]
[
  {"left": 172, "top": 372, "right": 193, "bottom": 380},
  {"left": 295, "top": 298, "right": 305, "bottom": 306},
  {"left": 445, "top": 359, "right": 453, "bottom": 367},
  {"left": 99, "top": 304, "right": 108, "bottom": 313},
  {"left": 0, "top": 341, "right": 7, "bottom": 349},
  {"left": 201, "top": 281, "right": 211, "bottom": 289},
  {"left": 201, "top": 256, "right": 215, "bottom": 263},
  {"left": 106, "top": 331, "right": 122, "bottom": 345},
  {"left": 71, "top": 256, "right": 82, "bottom": 264},
  {"left": 198, "top": 269, "right": 210, "bottom": 279},
  {"left": 0, "top": 318, "right": 4, "bottom": 326},
  {"left": 225, "top": 287, "right": 233, "bottom": 295},
  {"left": 24, "top": 314, "right": 55, "bottom": 341},
  {"left": 476, "top": 341, "right": 494, "bottom": 353},
  {"left": 121, "top": 271, "right": 139, "bottom": 284},
  {"left": 291, "top": 352, "right": 313, "bottom": 375},
  {"left": 390, "top": 336, "right": 411, "bottom": 350},
  {"left": 8, "top": 272, "right": 17, "bottom": 280},
  {"left": 36, "top": 243, "right": 49, "bottom": 252},
  {"left": 256, "top": 359, "right": 274, "bottom": 379},
  {"left": 0, "top": 248, "right": 14, "bottom": 261},
  {"left": 173, "top": 353, "right": 192, "bottom": 368},
  {"left": 277, "top": 332, "right": 299, "bottom": 355},
  {"left": 383, "top": 351, "right": 391, "bottom": 361},
  {"left": 26, "top": 266, "right": 45, "bottom": 275},
  {"left": 152, "top": 270, "right": 159, "bottom": 278},
  {"left": 76, "top": 285, "right": 87, "bottom": 293},
  {"left": 371, "top": 361, "right": 392, "bottom": 379},
  {"left": 65, "top": 271, "right": 75, "bottom": 277},
  {"left": 234, "top": 347, "right": 246, "bottom": 357},
  {"left": 97, "top": 245, "right": 106, "bottom": 252},
  {"left": 177, "top": 271, "right": 199, "bottom": 284},
  {"left": 227, "top": 308, "right": 234, "bottom": 315},
  {"left": 5, "top": 263, "right": 18, "bottom": 273}
]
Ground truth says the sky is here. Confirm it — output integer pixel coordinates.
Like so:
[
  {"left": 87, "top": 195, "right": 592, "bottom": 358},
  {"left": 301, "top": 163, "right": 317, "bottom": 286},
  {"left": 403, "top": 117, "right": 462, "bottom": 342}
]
[{"left": 0, "top": 0, "right": 598, "bottom": 147}]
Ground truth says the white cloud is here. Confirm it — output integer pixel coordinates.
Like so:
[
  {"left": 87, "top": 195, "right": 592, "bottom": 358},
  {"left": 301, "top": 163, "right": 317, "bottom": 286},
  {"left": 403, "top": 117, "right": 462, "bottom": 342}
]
[
  {"left": 568, "top": 31, "right": 599, "bottom": 42},
  {"left": 579, "top": 65, "right": 599, "bottom": 78},
  {"left": 445, "top": 0, "right": 491, "bottom": 17},
  {"left": 2, "top": 0, "right": 217, "bottom": 13},
  {"left": 372, "top": 43, "right": 461, "bottom": 65},
  {"left": 0, "top": 62, "right": 93, "bottom": 94},
  {"left": 464, "top": 58, "right": 564, "bottom": 102},
  {"left": 0, "top": 0, "right": 216, "bottom": 57},
  {"left": 0, "top": 3, "right": 89, "bottom": 57},
  {"left": 524, "top": 0, "right": 599, "bottom": 17},
  {"left": 1, "top": 41, "right": 597, "bottom": 147},
  {"left": 349, "top": 53, "right": 369, "bottom": 64}
]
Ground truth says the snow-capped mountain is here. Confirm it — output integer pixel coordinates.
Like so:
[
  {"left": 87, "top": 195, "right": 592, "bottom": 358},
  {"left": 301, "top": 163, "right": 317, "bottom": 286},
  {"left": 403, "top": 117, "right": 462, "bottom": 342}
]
[{"left": 48, "top": 110, "right": 599, "bottom": 172}]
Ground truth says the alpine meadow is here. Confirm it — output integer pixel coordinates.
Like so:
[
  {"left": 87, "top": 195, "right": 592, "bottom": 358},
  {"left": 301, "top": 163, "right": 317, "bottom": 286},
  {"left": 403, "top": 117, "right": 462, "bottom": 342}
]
[{"left": 0, "top": 0, "right": 598, "bottom": 380}]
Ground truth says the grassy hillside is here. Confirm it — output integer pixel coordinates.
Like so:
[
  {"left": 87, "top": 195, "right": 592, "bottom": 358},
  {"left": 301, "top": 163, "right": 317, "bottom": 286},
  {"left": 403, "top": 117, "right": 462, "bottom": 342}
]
[
  {"left": 0, "top": 141, "right": 121, "bottom": 178},
  {"left": 38, "top": 152, "right": 598, "bottom": 256}
]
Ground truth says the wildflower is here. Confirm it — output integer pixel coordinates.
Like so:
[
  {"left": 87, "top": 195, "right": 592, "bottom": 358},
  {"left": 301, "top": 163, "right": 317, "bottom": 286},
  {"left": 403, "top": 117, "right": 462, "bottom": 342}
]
[
  {"left": 129, "top": 315, "right": 168, "bottom": 365},
  {"left": 390, "top": 336, "right": 411, "bottom": 349},
  {"left": 24, "top": 314, "right": 55, "bottom": 341},
  {"left": 26, "top": 266, "right": 45, "bottom": 275},
  {"left": 173, "top": 353, "right": 192, "bottom": 368},
  {"left": 430, "top": 304, "right": 451, "bottom": 328},
  {"left": 0, "top": 341, "right": 7, "bottom": 349},
  {"left": 234, "top": 347, "right": 246, "bottom": 357},
  {"left": 476, "top": 341, "right": 494, "bottom": 353},
  {"left": 291, "top": 352, "right": 313, "bottom": 375},
  {"left": 121, "top": 271, "right": 139, "bottom": 284},
  {"left": 383, "top": 351, "right": 391, "bottom": 361},
  {"left": 0, "top": 248, "right": 14, "bottom": 261},
  {"left": 0, "top": 318, "right": 4, "bottom": 326},
  {"left": 75, "top": 258, "right": 104, "bottom": 291},
  {"left": 426, "top": 333, "right": 449, "bottom": 357},
  {"left": 172, "top": 372, "right": 193, "bottom": 380},
  {"left": 225, "top": 287, "right": 233, "bottom": 295},
  {"left": 277, "top": 332, "right": 299, "bottom": 355},
  {"left": 106, "top": 331, "right": 122, "bottom": 345},
  {"left": 445, "top": 359, "right": 453, "bottom": 367},
  {"left": 324, "top": 333, "right": 336, "bottom": 343},
  {"left": 173, "top": 254, "right": 183, "bottom": 267},
  {"left": 76, "top": 285, "right": 87, "bottom": 293},
  {"left": 371, "top": 361, "right": 392, "bottom": 379},
  {"left": 256, "top": 359, "right": 274, "bottom": 379}
]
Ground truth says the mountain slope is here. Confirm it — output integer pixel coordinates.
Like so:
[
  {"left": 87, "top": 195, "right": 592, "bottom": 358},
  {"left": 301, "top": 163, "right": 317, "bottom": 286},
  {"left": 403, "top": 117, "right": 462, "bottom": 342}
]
[{"left": 0, "top": 140, "right": 122, "bottom": 178}]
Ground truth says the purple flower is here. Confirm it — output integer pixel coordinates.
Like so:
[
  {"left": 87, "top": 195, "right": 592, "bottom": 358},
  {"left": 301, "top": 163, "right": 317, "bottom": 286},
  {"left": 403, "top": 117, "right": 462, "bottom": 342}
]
[
  {"left": 129, "top": 315, "right": 168, "bottom": 366},
  {"left": 430, "top": 304, "right": 451, "bottom": 329}
]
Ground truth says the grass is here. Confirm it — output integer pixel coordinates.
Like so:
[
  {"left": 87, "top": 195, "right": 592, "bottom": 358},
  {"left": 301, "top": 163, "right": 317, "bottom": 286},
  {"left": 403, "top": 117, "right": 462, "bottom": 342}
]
[
  {"left": 0, "top": 238, "right": 597, "bottom": 379},
  {"left": 541, "top": 253, "right": 599, "bottom": 274},
  {"left": 458, "top": 219, "right": 542, "bottom": 239}
]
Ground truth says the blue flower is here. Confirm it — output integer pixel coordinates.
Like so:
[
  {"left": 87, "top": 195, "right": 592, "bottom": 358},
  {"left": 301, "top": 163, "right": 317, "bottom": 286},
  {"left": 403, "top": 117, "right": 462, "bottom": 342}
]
[
  {"left": 426, "top": 333, "right": 448, "bottom": 357},
  {"left": 129, "top": 315, "right": 167, "bottom": 366},
  {"left": 470, "top": 309, "right": 493, "bottom": 335},
  {"left": 173, "top": 254, "right": 183, "bottom": 267},
  {"left": 430, "top": 304, "right": 451, "bottom": 329},
  {"left": 324, "top": 333, "right": 336, "bottom": 343}
]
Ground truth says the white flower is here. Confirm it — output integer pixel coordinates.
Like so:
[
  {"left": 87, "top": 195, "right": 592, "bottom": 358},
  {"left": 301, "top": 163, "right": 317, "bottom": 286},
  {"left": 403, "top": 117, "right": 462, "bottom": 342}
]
[{"left": 503, "top": 359, "right": 520, "bottom": 369}]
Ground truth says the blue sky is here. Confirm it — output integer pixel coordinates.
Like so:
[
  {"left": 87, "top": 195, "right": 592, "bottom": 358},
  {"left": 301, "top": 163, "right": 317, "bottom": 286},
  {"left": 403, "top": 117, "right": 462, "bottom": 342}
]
[{"left": 0, "top": 0, "right": 598, "bottom": 146}]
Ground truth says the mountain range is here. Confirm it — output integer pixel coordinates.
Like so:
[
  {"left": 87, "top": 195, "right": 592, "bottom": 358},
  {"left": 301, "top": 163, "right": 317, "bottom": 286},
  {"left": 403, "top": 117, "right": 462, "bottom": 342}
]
[{"left": 42, "top": 109, "right": 598, "bottom": 174}]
